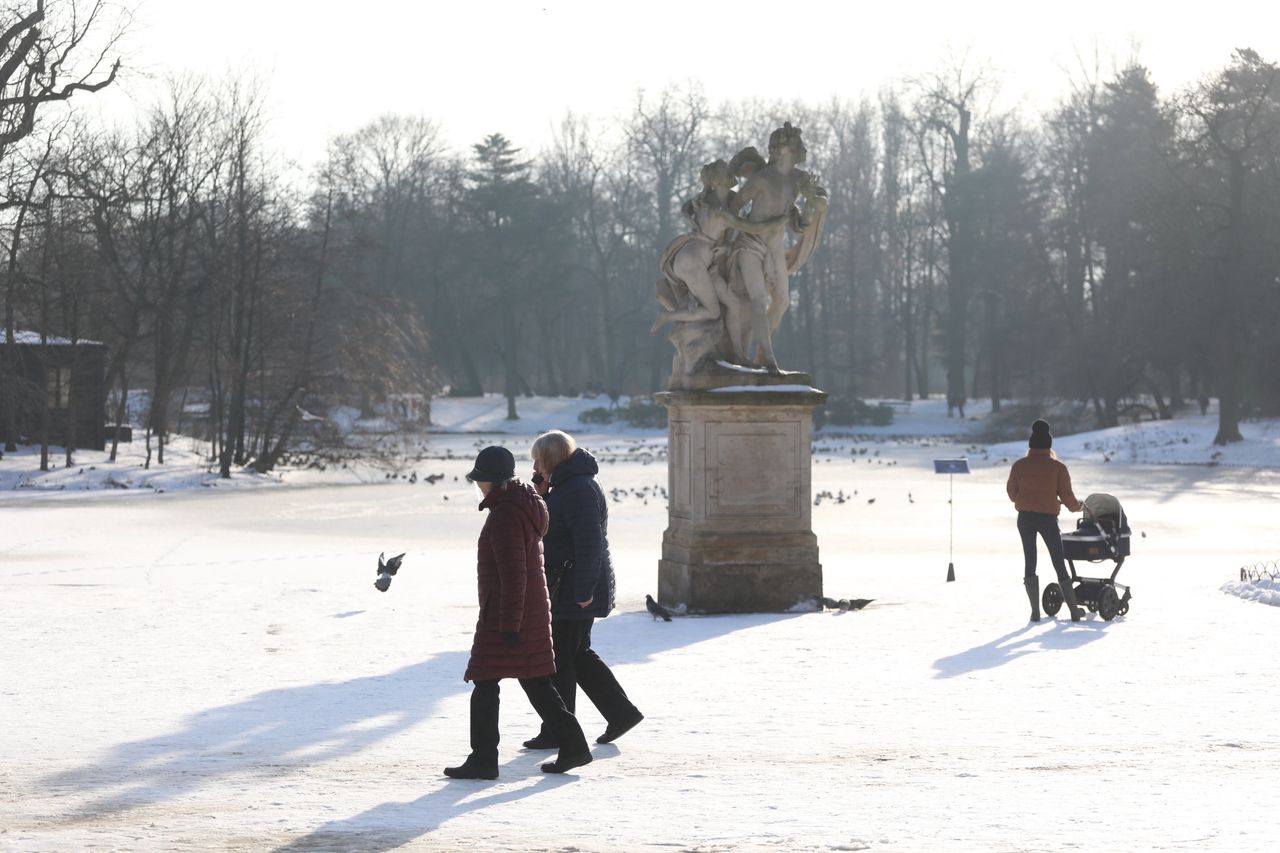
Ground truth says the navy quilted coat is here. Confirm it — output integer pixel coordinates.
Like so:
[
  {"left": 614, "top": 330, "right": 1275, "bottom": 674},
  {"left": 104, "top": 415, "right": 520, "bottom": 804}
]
[{"left": 543, "top": 448, "right": 617, "bottom": 620}]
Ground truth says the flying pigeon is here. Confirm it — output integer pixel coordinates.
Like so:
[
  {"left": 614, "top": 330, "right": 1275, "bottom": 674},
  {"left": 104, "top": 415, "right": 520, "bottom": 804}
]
[
  {"left": 645, "top": 594, "right": 673, "bottom": 622},
  {"left": 374, "top": 552, "right": 405, "bottom": 592}
]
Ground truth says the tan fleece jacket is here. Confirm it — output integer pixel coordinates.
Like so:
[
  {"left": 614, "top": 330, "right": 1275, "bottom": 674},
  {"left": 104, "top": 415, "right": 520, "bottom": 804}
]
[{"left": 1006, "top": 448, "right": 1081, "bottom": 515}]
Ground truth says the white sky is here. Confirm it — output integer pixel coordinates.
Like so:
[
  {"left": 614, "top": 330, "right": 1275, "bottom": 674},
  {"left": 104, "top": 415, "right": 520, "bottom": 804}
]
[{"left": 87, "top": 0, "right": 1280, "bottom": 167}]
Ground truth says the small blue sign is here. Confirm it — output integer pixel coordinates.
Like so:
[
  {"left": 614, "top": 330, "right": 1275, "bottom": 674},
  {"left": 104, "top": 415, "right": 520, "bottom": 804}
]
[{"left": 933, "top": 459, "right": 970, "bottom": 475}]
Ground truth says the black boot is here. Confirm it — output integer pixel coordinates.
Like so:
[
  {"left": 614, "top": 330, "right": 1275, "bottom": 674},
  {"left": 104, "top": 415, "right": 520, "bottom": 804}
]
[
  {"left": 1060, "top": 580, "right": 1085, "bottom": 622},
  {"left": 522, "top": 732, "right": 559, "bottom": 750},
  {"left": 541, "top": 749, "right": 593, "bottom": 774},
  {"left": 520, "top": 676, "right": 591, "bottom": 770},
  {"left": 597, "top": 711, "right": 644, "bottom": 744},
  {"left": 1024, "top": 577, "right": 1041, "bottom": 623},
  {"left": 444, "top": 755, "right": 498, "bottom": 780},
  {"left": 447, "top": 681, "right": 500, "bottom": 779}
]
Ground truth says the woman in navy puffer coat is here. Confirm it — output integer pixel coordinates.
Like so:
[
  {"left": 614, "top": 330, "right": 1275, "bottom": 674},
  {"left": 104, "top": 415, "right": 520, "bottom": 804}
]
[{"left": 523, "top": 431, "right": 644, "bottom": 750}]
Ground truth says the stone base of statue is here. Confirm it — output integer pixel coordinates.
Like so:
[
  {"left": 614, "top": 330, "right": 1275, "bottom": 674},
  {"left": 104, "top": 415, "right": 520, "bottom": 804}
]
[{"left": 656, "top": 372, "right": 827, "bottom": 613}]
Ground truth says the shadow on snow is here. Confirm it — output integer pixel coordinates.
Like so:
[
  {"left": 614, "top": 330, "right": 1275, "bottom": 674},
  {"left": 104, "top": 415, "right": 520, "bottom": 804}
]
[
  {"left": 42, "top": 652, "right": 471, "bottom": 821},
  {"left": 931, "top": 620, "right": 1112, "bottom": 678},
  {"left": 264, "top": 613, "right": 798, "bottom": 851},
  {"left": 42, "top": 610, "right": 791, "bottom": 840},
  {"left": 270, "top": 763, "right": 581, "bottom": 853}
]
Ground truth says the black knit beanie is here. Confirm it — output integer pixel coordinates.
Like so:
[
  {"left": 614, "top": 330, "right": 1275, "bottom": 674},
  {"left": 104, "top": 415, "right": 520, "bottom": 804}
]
[{"left": 1029, "top": 419, "right": 1052, "bottom": 450}]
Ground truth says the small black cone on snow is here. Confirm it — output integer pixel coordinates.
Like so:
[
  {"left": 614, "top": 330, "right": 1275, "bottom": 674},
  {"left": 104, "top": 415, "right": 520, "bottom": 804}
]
[{"left": 946, "top": 562, "right": 956, "bottom": 582}]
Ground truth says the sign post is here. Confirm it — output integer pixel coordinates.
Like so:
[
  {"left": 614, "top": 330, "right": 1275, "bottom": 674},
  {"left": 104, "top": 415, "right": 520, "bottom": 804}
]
[{"left": 933, "top": 458, "right": 970, "bottom": 581}]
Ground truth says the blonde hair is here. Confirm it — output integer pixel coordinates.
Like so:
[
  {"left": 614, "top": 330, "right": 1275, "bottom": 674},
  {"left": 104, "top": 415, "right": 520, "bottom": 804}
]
[{"left": 532, "top": 430, "right": 577, "bottom": 479}]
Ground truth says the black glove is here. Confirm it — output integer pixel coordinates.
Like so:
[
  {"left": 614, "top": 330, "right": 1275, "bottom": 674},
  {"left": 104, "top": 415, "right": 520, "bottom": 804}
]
[{"left": 501, "top": 631, "right": 519, "bottom": 645}]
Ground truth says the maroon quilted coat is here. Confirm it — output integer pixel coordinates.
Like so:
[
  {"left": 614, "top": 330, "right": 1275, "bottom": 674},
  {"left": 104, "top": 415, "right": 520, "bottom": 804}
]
[{"left": 463, "top": 480, "right": 555, "bottom": 682}]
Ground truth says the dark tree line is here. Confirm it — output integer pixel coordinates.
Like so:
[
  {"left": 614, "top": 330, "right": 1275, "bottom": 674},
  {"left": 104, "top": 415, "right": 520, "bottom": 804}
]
[{"left": 4, "top": 6, "right": 1280, "bottom": 478}]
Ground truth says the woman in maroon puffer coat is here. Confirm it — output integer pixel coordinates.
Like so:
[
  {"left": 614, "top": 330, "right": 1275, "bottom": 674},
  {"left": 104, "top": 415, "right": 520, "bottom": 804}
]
[{"left": 444, "top": 445, "right": 592, "bottom": 780}]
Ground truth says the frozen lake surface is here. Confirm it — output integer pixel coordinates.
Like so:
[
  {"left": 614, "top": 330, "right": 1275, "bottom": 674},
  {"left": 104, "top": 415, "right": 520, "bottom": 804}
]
[{"left": 3, "top": 417, "right": 1279, "bottom": 851}]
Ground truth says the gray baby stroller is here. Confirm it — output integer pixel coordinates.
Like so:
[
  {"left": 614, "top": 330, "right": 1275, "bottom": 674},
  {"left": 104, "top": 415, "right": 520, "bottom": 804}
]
[{"left": 1042, "top": 493, "right": 1133, "bottom": 621}]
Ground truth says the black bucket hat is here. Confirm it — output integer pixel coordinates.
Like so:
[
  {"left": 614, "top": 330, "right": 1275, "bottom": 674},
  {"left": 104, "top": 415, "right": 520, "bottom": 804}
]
[{"left": 466, "top": 445, "right": 515, "bottom": 483}]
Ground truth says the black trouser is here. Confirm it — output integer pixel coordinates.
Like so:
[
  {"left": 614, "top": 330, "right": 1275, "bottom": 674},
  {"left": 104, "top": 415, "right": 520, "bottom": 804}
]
[
  {"left": 538, "top": 617, "right": 640, "bottom": 738},
  {"left": 469, "top": 676, "right": 589, "bottom": 765},
  {"left": 1017, "top": 510, "right": 1073, "bottom": 589}
]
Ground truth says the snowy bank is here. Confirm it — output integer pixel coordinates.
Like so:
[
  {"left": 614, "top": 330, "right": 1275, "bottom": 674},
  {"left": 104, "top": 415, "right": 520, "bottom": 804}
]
[
  {"left": 428, "top": 393, "right": 667, "bottom": 436},
  {"left": 989, "top": 412, "right": 1280, "bottom": 468},
  {"left": 0, "top": 436, "right": 280, "bottom": 493},
  {"left": 8, "top": 395, "right": 1280, "bottom": 495},
  {"left": 1221, "top": 579, "right": 1280, "bottom": 607}
]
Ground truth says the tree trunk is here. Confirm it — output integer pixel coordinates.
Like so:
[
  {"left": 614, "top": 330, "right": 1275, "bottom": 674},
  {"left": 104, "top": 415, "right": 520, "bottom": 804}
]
[
  {"left": 502, "top": 302, "right": 519, "bottom": 420},
  {"left": 944, "top": 106, "right": 973, "bottom": 417},
  {"left": 1143, "top": 375, "right": 1171, "bottom": 421},
  {"left": 108, "top": 363, "right": 129, "bottom": 463},
  {"left": 1213, "top": 155, "right": 1246, "bottom": 445}
]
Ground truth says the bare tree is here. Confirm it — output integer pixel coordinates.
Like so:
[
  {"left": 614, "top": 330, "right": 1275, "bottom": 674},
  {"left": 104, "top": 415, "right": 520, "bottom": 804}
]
[
  {"left": 1, "top": 0, "right": 120, "bottom": 454},
  {"left": 0, "top": 0, "right": 120, "bottom": 163},
  {"left": 626, "top": 84, "right": 708, "bottom": 390},
  {"left": 911, "top": 60, "right": 991, "bottom": 416},
  {"left": 1182, "top": 49, "right": 1280, "bottom": 444},
  {"left": 546, "top": 113, "right": 649, "bottom": 396}
]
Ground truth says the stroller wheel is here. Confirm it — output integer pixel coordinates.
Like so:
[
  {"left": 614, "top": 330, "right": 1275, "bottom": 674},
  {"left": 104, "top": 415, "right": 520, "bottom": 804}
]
[
  {"left": 1116, "top": 602, "right": 1129, "bottom": 617},
  {"left": 1042, "top": 583, "right": 1064, "bottom": 617},
  {"left": 1098, "top": 586, "right": 1120, "bottom": 621}
]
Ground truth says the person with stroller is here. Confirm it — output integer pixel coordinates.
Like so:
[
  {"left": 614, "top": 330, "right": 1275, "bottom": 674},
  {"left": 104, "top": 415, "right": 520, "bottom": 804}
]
[
  {"left": 445, "top": 445, "right": 593, "bottom": 779},
  {"left": 522, "top": 430, "right": 644, "bottom": 751},
  {"left": 1006, "top": 419, "right": 1086, "bottom": 622}
]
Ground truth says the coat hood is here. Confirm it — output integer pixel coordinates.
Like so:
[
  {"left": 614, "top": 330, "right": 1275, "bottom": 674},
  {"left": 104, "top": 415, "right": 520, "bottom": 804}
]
[
  {"left": 550, "top": 447, "right": 599, "bottom": 488},
  {"left": 480, "top": 479, "right": 549, "bottom": 535}
]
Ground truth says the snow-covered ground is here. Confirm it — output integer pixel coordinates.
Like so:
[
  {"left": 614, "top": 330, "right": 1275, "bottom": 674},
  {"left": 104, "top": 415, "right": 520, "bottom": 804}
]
[{"left": 3, "top": 398, "right": 1279, "bottom": 851}]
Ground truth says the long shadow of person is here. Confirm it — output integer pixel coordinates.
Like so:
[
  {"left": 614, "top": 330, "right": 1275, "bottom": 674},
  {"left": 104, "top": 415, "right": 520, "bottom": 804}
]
[
  {"left": 43, "top": 651, "right": 469, "bottom": 821},
  {"left": 267, "top": 613, "right": 795, "bottom": 848},
  {"left": 931, "top": 621, "right": 1110, "bottom": 679},
  {"left": 270, "top": 761, "right": 577, "bottom": 853},
  {"left": 43, "top": 612, "right": 785, "bottom": 827}
]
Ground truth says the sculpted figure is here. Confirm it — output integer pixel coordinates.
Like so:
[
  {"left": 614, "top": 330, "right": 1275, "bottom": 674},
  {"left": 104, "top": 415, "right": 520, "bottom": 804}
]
[
  {"left": 726, "top": 122, "right": 828, "bottom": 371},
  {"left": 652, "top": 160, "right": 785, "bottom": 335},
  {"left": 651, "top": 123, "right": 828, "bottom": 387}
]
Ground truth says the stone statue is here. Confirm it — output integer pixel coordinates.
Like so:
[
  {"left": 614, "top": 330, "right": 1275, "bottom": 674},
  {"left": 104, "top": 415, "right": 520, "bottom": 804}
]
[
  {"left": 652, "top": 160, "right": 786, "bottom": 333},
  {"left": 653, "top": 123, "right": 828, "bottom": 387}
]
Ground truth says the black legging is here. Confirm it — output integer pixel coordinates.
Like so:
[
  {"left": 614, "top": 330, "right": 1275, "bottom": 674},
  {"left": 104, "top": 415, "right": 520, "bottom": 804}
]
[{"left": 1017, "top": 510, "right": 1073, "bottom": 588}]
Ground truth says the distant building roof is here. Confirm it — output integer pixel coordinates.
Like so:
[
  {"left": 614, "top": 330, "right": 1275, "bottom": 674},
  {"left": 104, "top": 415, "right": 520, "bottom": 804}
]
[{"left": 1, "top": 329, "right": 103, "bottom": 346}]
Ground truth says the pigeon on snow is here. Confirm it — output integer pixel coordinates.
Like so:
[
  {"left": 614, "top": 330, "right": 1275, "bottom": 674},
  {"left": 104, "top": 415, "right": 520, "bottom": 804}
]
[
  {"left": 374, "top": 552, "right": 405, "bottom": 592},
  {"left": 645, "top": 594, "right": 673, "bottom": 622}
]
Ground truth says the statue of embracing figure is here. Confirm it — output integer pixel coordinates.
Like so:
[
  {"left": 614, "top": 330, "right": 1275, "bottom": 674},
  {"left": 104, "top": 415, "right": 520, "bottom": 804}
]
[{"left": 653, "top": 122, "right": 828, "bottom": 387}]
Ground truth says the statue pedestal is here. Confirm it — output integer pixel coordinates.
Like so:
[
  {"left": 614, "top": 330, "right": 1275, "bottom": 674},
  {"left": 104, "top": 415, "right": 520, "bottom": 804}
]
[{"left": 656, "top": 375, "right": 828, "bottom": 613}]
